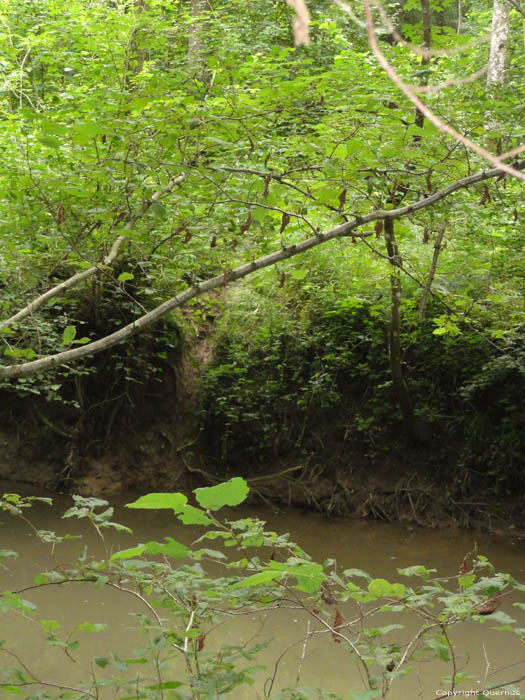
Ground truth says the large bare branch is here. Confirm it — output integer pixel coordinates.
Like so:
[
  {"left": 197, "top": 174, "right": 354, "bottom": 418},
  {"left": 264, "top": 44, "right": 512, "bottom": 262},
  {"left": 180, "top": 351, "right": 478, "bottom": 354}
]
[
  {"left": 0, "top": 162, "right": 521, "bottom": 380},
  {"left": 0, "top": 175, "right": 185, "bottom": 333}
]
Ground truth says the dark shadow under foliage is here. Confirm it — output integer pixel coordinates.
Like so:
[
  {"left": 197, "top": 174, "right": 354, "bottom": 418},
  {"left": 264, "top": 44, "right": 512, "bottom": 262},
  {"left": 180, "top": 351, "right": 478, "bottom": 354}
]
[
  {"left": 198, "top": 297, "right": 525, "bottom": 496},
  {"left": 0, "top": 265, "right": 182, "bottom": 485}
]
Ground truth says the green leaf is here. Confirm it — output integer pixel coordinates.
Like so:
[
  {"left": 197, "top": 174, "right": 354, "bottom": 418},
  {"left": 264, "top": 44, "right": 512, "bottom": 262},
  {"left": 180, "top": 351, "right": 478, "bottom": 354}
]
[
  {"left": 61, "top": 325, "right": 76, "bottom": 346},
  {"left": 110, "top": 545, "right": 146, "bottom": 561},
  {"left": 368, "top": 578, "right": 393, "bottom": 597},
  {"left": 94, "top": 657, "right": 109, "bottom": 668},
  {"left": 0, "top": 686, "right": 24, "bottom": 696},
  {"left": 41, "top": 619, "right": 61, "bottom": 632},
  {"left": 126, "top": 493, "right": 188, "bottom": 511},
  {"left": 38, "top": 134, "right": 60, "bottom": 149},
  {"left": 194, "top": 477, "right": 249, "bottom": 511},
  {"left": 176, "top": 505, "right": 212, "bottom": 525},
  {"left": 231, "top": 569, "right": 282, "bottom": 589},
  {"left": 77, "top": 622, "right": 106, "bottom": 632},
  {"left": 144, "top": 537, "right": 189, "bottom": 559},
  {"left": 117, "top": 272, "right": 134, "bottom": 282}
]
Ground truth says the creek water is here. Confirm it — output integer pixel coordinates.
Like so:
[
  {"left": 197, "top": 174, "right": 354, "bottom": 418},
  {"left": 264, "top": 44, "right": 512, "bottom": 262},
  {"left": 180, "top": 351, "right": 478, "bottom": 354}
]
[{"left": 1, "top": 482, "right": 524, "bottom": 699}]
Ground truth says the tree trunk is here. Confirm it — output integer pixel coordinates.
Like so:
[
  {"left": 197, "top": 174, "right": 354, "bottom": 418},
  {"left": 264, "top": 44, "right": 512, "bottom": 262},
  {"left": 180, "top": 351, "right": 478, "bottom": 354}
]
[
  {"left": 384, "top": 219, "right": 430, "bottom": 443},
  {"left": 125, "top": 0, "right": 148, "bottom": 90},
  {"left": 189, "top": 0, "right": 209, "bottom": 75},
  {"left": 485, "top": 0, "right": 510, "bottom": 145},
  {"left": 487, "top": 0, "right": 510, "bottom": 89},
  {"left": 415, "top": 0, "right": 432, "bottom": 130},
  {"left": 384, "top": 219, "right": 413, "bottom": 423}
]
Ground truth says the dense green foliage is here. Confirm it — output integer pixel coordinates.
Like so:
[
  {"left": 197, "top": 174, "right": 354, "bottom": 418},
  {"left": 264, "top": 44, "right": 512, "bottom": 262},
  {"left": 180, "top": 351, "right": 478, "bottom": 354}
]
[
  {"left": 199, "top": 255, "right": 524, "bottom": 492},
  {"left": 1, "top": 482, "right": 525, "bottom": 699},
  {"left": 0, "top": 1, "right": 523, "bottom": 490}
]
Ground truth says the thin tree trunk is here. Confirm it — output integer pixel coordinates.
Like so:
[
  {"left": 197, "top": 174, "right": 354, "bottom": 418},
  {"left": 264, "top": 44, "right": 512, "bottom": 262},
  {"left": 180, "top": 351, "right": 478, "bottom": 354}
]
[
  {"left": 418, "top": 222, "right": 447, "bottom": 321},
  {"left": 415, "top": 0, "right": 432, "bottom": 130},
  {"left": 125, "top": 0, "right": 148, "bottom": 90},
  {"left": 487, "top": 0, "right": 510, "bottom": 89},
  {"left": 189, "top": 0, "right": 209, "bottom": 75},
  {"left": 384, "top": 219, "right": 431, "bottom": 443},
  {"left": 384, "top": 219, "right": 414, "bottom": 427},
  {"left": 485, "top": 0, "right": 510, "bottom": 146}
]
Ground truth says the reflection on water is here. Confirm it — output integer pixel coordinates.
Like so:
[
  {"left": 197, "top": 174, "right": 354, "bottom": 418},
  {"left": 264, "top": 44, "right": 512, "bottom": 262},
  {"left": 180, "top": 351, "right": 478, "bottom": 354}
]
[{"left": 1, "top": 483, "right": 524, "bottom": 698}]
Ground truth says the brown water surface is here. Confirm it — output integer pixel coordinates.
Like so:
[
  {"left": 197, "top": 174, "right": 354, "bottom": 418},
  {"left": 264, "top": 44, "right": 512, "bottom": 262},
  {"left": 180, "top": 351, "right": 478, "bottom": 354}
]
[{"left": 1, "top": 483, "right": 524, "bottom": 698}]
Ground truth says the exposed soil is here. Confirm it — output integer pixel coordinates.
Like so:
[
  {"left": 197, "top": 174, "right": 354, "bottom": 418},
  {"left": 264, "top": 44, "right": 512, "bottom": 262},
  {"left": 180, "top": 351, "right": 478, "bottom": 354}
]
[{"left": 1, "top": 331, "right": 524, "bottom": 538}]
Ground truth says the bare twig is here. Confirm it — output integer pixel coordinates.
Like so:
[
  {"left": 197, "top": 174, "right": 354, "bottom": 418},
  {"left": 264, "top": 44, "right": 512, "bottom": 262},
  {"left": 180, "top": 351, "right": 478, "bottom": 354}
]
[{"left": 418, "top": 221, "right": 447, "bottom": 320}]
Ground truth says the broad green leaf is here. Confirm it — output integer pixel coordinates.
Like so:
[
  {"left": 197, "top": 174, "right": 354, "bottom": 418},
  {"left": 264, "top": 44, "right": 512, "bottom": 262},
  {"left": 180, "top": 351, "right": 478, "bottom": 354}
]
[
  {"left": 117, "top": 272, "right": 134, "bottom": 282},
  {"left": 38, "top": 134, "right": 60, "bottom": 149},
  {"left": 41, "top": 619, "right": 61, "bottom": 632},
  {"left": 194, "top": 477, "right": 249, "bottom": 511},
  {"left": 0, "top": 686, "right": 23, "bottom": 696},
  {"left": 176, "top": 505, "right": 212, "bottom": 525},
  {"left": 126, "top": 493, "right": 188, "bottom": 511},
  {"left": 231, "top": 570, "right": 282, "bottom": 589},
  {"left": 61, "top": 325, "right": 76, "bottom": 346},
  {"left": 110, "top": 545, "right": 146, "bottom": 561},
  {"left": 144, "top": 537, "right": 189, "bottom": 559}
]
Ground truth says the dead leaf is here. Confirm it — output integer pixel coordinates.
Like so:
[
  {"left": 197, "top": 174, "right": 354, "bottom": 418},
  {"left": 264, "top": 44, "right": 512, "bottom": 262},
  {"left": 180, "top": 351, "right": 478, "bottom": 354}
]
[
  {"left": 263, "top": 173, "right": 272, "bottom": 198},
  {"left": 480, "top": 184, "right": 491, "bottom": 205},
  {"left": 240, "top": 211, "right": 252, "bottom": 234},
  {"left": 338, "top": 188, "right": 347, "bottom": 211},
  {"left": 425, "top": 167, "right": 433, "bottom": 193},
  {"left": 56, "top": 203, "right": 65, "bottom": 225},
  {"left": 280, "top": 212, "right": 291, "bottom": 234},
  {"left": 332, "top": 608, "right": 344, "bottom": 643}
]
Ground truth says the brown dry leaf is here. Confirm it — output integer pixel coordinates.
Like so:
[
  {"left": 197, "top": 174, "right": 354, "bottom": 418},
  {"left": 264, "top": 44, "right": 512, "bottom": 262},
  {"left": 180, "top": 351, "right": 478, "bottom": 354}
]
[
  {"left": 286, "top": 0, "right": 310, "bottom": 46},
  {"left": 338, "top": 188, "right": 347, "bottom": 211},
  {"left": 280, "top": 212, "right": 291, "bottom": 234},
  {"left": 263, "top": 173, "right": 272, "bottom": 198},
  {"left": 332, "top": 608, "right": 344, "bottom": 643},
  {"left": 56, "top": 203, "right": 65, "bottom": 225},
  {"left": 197, "top": 633, "right": 206, "bottom": 652},
  {"left": 480, "top": 184, "right": 491, "bottom": 205},
  {"left": 240, "top": 211, "right": 252, "bottom": 234},
  {"left": 425, "top": 167, "right": 433, "bottom": 192}
]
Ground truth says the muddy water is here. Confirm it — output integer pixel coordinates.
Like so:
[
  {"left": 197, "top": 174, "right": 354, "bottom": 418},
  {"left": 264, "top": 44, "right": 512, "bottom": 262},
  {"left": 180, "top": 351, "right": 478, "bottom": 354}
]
[{"left": 1, "top": 484, "right": 525, "bottom": 698}]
